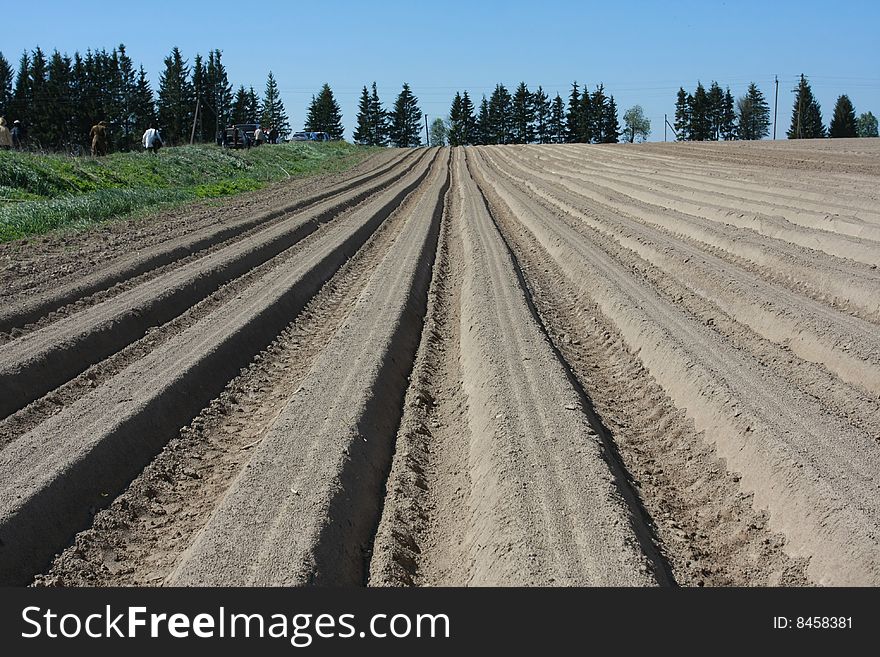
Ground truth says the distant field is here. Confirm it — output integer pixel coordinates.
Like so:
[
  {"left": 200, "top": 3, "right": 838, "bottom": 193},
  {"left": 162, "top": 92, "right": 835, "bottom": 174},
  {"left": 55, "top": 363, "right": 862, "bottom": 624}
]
[{"left": 0, "top": 142, "right": 373, "bottom": 241}]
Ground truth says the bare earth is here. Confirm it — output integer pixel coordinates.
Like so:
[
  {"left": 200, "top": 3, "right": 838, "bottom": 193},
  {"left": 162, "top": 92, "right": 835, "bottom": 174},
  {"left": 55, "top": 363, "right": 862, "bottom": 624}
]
[{"left": 1, "top": 138, "right": 878, "bottom": 587}]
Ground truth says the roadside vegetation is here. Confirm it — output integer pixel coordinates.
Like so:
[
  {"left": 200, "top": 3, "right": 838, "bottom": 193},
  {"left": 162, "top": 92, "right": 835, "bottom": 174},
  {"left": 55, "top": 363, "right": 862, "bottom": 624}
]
[{"left": 0, "top": 142, "right": 372, "bottom": 242}]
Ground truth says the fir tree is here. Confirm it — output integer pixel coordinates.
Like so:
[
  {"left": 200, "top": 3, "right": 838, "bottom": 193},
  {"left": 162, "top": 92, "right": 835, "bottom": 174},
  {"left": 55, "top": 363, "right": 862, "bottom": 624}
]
[
  {"left": 157, "top": 47, "right": 194, "bottom": 145},
  {"left": 305, "top": 83, "right": 343, "bottom": 139},
  {"left": 191, "top": 53, "right": 206, "bottom": 141},
  {"left": 788, "top": 74, "right": 824, "bottom": 139},
  {"left": 205, "top": 50, "right": 233, "bottom": 139},
  {"left": 533, "top": 86, "right": 550, "bottom": 144},
  {"left": 132, "top": 66, "right": 156, "bottom": 133},
  {"left": 579, "top": 86, "right": 594, "bottom": 143},
  {"left": 260, "top": 71, "right": 290, "bottom": 137},
  {"left": 720, "top": 87, "right": 737, "bottom": 140},
  {"left": 549, "top": 93, "right": 565, "bottom": 144},
  {"left": 673, "top": 87, "right": 690, "bottom": 141},
  {"left": 708, "top": 81, "right": 724, "bottom": 140},
  {"left": 28, "top": 47, "right": 48, "bottom": 146},
  {"left": 829, "top": 94, "right": 857, "bottom": 138},
  {"left": 43, "top": 50, "right": 72, "bottom": 149},
  {"left": 511, "top": 81, "right": 534, "bottom": 144},
  {"left": 590, "top": 84, "right": 607, "bottom": 143},
  {"left": 388, "top": 82, "right": 422, "bottom": 147},
  {"left": 565, "top": 81, "right": 581, "bottom": 143},
  {"left": 246, "top": 86, "right": 260, "bottom": 124}
]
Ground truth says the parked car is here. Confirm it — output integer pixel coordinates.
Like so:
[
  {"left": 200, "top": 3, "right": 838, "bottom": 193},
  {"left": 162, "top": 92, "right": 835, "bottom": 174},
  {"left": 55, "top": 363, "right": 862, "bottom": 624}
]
[
  {"left": 289, "top": 131, "right": 331, "bottom": 142},
  {"left": 224, "top": 123, "right": 260, "bottom": 149}
]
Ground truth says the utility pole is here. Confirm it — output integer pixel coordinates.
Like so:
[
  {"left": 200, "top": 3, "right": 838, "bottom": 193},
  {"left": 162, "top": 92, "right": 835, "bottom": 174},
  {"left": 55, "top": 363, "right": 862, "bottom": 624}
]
[
  {"left": 773, "top": 75, "right": 779, "bottom": 140},
  {"left": 190, "top": 98, "right": 200, "bottom": 145},
  {"left": 425, "top": 114, "right": 430, "bottom": 147},
  {"left": 664, "top": 113, "right": 667, "bottom": 142}
]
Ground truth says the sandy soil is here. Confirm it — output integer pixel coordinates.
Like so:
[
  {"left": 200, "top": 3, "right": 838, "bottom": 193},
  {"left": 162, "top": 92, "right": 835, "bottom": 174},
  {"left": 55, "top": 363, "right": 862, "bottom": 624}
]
[{"left": 1, "top": 138, "right": 877, "bottom": 587}]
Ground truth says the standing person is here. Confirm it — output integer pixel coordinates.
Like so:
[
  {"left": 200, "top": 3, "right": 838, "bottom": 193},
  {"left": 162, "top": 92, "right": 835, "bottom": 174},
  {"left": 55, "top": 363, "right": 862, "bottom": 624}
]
[
  {"left": 0, "top": 118, "right": 12, "bottom": 150},
  {"left": 142, "top": 123, "right": 163, "bottom": 153},
  {"left": 253, "top": 125, "right": 264, "bottom": 146},
  {"left": 90, "top": 120, "right": 109, "bottom": 156},
  {"left": 11, "top": 120, "right": 23, "bottom": 149},
  {"left": 268, "top": 125, "right": 279, "bottom": 144}
]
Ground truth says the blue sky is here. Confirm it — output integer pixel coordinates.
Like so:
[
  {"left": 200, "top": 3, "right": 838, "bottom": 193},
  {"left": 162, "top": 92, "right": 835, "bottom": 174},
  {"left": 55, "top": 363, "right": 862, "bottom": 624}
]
[{"left": 5, "top": 0, "right": 878, "bottom": 140}]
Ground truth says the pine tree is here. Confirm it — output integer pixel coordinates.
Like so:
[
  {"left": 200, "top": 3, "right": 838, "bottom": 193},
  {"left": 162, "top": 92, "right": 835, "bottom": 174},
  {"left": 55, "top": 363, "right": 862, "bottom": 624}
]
[
  {"left": 736, "top": 82, "right": 770, "bottom": 140},
  {"left": 720, "top": 87, "right": 737, "bottom": 140},
  {"left": 511, "top": 81, "right": 534, "bottom": 144},
  {"left": 388, "top": 82, "right": 422, "bottom": 147},
  {"left": 353, "top": 85, "right": 372, "bottom": 144},
  {"left": 460, "top": 90, "right": 475, "bottom": 145},
  {"left": 157, "top": 47, "right": 194, "bottom": 145},
  {"left": 533, "top": 86, "right": 550, "bottom": 144},
  {"left": 260, "top": 71, "right": 289, "bottom": 137},
  {"left": 829, "top": 94, "right": 857, "bottom": 138},
  {"left": 603, "top": 94, "right": 620, "bottom": 143},
  {"left": 549, "top": 93, "right": 565, "bottom": 143},
  {"left": 475, "top": 95, "right": 490, "bottom": 145},
  {"left": 673, "top": 87, "right": 690, "bottom": 141},
  {"left": 565, "top": 81, "right": 581, "bottom": 143},
  {"left": 369, "top": 82, "right": 388, "bottom": 146},
  {"left": 0, "top": 52, "right": 12, "bottom": 119},
  {"left": 788, "top": 74, "right": 824, "bottom": 139},
  {"left": 305, "top": 83, "right": 343, "bottom": 139}
]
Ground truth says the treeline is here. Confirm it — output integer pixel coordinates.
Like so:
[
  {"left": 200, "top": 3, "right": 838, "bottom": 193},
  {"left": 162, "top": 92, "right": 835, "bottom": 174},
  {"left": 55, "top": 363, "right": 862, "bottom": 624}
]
[
  {"left": 352, "top": 82, "right": 423, "bottom": 147},
  {"left": 438, "top": 82, "right": 623, "bottom": 146},
  {"left": 0, "top": 45, "right": 292, "bottom": 151},
  {"left": 673, "top": 75, "right": 878, "bottom": 141}
]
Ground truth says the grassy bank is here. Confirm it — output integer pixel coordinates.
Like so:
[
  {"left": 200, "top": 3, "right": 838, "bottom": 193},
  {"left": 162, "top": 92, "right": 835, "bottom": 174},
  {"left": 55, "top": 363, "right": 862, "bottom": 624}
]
[{"left": 0, "top": 142, "right": 375, "bottom": 242}]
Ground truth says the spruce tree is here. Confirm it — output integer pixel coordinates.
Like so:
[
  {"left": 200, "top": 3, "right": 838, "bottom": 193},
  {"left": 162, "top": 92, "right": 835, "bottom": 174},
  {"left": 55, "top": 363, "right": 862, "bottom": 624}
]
[
  {"left": 260, "top": 71, "right": 289, "bottom": 137},
  {"left": 673, "top": 87, "right": 690, "bottom": 140},
  {"left": 43, "top": 50, "right": 72, "bottom": 149},
  {"left": 590, "top": 84, "right": 607, "bottom": 143},
  {"left": 829, "top": 94, "right": 857, "bottom": 138},
  {"left": 191, "top": 53, "right": 207, "bottom": 141},
  {"left": 475, "top": 95, "right": 490, "bottom": 145},
  {"left": 533, "top": 86, "right": 550, "bottom": 144},
  {"left": 0, "top": 52, "right": 12, "bottom": 119},
  {"left": 549, "top": 93, "right": 565, "bottom": 143},
  {"left": 689, "top": 82, "right": 711, "bottom": 141},
  {"left": 157, "top": 47, "right": 194, "bottom": 145},
  {"left": 511, "top": 81, "right": 534, "bottom": 144},
  {"left": 720, "top": 87, "right": 737, "bottom": 140},
  {"left": 231, "top": 85, "right": 249, "bottom": 125},
  {"left": 115, "top": 44, "right": 139, "bottom": 150},
  {"left": 460, "top": 90, "right": 475, "bottom": 145},
  {"left": 28, "top": 47, "right": 48, "bottom": 146},
  {"left": 305, "top": 83, "right": 343, "bottom": 139},
  {"left": 788, "top": 74, "right": 824, "bottom": 139},
  {"left": 132, "top": 66, "right": 156, "bottom": 134},
  {"left": 487, "top": 83, "right": 512, "bottom": 144},
  {"left": 353, "top": 85, "right": 372, "bottom": 144},
  {"left": 388, "top": 82, "right": 422, "bottom": 147},
  {"left": 246, "top": 87, "right": 260, "bottom": 124},
  {"left": 565, "top": 81, "right": 581, "bottom": 143},
  {"left": 736, "top": 82, "right": 770, "bottom": 140},
  {"left": 206, "top": 50, "right": 233, "bottom": 138},
  {"left": 579, "top": 86, "right": 594, "bottom": 143},
  {"left": 447, "top": 91, "right": 464, "bottom": 146},
  {"left": 603, "top": 94, "right": 620, "bottom": 143},
  {"left": 708, "top": 81, "right": 724, "bottom": 140},
  {"left": 369, "top": 82, "right": 388, "bottom": 146}
]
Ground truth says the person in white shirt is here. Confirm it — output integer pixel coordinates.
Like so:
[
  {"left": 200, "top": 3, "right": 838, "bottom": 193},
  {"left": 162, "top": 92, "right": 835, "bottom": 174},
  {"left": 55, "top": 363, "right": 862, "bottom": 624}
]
[
  {"left": 142, "top": 124, "right": 163, "bottom": 153},
  {"left": 253, "top": 126, "right": 264, "bottom": 146}
]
